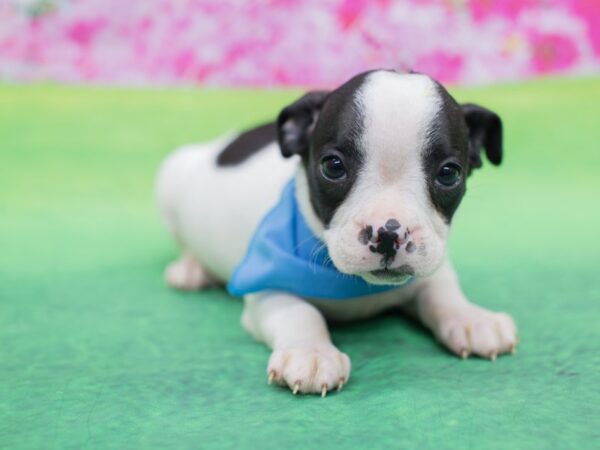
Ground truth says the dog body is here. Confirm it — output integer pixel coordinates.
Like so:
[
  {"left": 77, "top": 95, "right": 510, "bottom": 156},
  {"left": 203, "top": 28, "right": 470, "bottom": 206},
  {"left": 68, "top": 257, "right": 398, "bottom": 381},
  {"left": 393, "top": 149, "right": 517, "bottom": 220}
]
[
  {"left": 157, "top": 138, "right": 296, "bottom": 282},
  {"left": 156, "top": 70, "right": 517, "bottom": 396}
]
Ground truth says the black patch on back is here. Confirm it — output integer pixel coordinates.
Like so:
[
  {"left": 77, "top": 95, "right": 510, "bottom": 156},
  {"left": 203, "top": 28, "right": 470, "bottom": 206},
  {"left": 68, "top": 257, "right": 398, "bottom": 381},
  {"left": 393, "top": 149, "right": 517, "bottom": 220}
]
[
  {"left": 422, "top": 83, "right": 470, "bottom": 223},
  {"left": 216, "top": 122, "right": 276, "bottom": 166}
]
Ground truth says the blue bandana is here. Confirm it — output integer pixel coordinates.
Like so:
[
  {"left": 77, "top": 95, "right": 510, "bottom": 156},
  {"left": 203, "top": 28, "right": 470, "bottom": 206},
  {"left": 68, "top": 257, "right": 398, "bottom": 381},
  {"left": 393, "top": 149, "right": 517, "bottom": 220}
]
[{"left": 227, "top": 179, "right": 409, "bottom": 300}]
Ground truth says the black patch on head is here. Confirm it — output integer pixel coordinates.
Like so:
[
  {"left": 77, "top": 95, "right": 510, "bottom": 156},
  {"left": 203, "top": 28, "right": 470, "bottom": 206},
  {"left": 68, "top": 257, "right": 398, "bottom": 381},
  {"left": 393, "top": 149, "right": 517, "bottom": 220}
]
[
  {"left": 217, "top": 122, "right": 276, "bottom": 166},
  {"left": 303, "top": 72, "right": 375, "bottom": 226},
  {"left": 276, "top": 70, "right": 503, "bottom": 228},
  {"left": 423, "top": 83, "right": 470, "bottom": 222},
  {"left": 423, "top": 83, "right": 504, "bottom": 223},
  {"left": 276, "top": 73, "right": 373, "bottom": 226}
]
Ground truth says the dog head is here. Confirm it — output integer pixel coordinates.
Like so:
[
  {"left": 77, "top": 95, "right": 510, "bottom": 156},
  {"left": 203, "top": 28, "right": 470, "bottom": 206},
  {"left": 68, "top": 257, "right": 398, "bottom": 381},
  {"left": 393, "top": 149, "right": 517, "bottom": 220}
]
[{"left": 277, "top": 70, "right": 503, "bottom": 285}]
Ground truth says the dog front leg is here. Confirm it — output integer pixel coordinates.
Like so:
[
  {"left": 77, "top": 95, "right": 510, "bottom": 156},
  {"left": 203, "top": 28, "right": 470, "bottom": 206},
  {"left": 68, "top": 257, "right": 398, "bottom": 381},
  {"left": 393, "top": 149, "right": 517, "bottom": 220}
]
[
  {"left": 415, "top": 259, "right": 518, "bottom": 360},
  {"left": 242, "top": 291, "right": 350, "bottom": 396}
]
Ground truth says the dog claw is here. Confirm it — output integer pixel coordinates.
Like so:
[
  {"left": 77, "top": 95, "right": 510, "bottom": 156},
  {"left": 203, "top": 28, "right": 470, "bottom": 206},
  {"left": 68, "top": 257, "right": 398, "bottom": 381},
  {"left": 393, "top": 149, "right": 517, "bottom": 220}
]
[
  {"left": 337, "top": 378, "right": 345, "bottom": 392},
  {"left": 489, "top": 351, "right": 497, "bottom": 362},
  {"left": 460, "top": 349, "right": 469, "bottom": 360},
  {"left": 510, "top": 345, "right": 517, "bottom": 355},
  {"left": 292, "top": 382, "right": 300, "bottom": 395},
  {"left": 267, "top": 370, "right": 275, "bottom": 385},
  {"left": 321, "top": 384, "right": 328, "bottom": 398}
]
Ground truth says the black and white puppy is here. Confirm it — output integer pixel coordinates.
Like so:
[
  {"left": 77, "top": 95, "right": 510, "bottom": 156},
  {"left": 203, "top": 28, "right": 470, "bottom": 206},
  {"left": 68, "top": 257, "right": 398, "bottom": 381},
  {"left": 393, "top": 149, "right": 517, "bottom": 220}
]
[{"left": 156, "top": 70, "right": 517, "bottom": 396}]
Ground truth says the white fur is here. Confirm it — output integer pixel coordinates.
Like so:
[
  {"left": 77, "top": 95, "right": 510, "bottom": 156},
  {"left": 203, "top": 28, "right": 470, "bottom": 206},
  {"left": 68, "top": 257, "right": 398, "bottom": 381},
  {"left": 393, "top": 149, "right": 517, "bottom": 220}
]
[{"left": 156, "top": 71, "right": 518, "bottom": 395}]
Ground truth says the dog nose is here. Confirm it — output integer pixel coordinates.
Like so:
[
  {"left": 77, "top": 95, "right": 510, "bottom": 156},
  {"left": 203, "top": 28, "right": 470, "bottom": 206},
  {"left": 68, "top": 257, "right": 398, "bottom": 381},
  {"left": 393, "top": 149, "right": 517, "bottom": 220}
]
[
  {"left": 358, "top": 218, "right": 407, "bottom": 267},
  {"left": 374, "top": 226, "right": 398, "bottom": 266}
]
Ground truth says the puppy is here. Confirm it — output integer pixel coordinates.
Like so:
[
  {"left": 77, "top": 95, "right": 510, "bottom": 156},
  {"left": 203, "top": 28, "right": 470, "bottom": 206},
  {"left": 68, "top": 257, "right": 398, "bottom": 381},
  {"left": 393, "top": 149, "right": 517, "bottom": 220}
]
[{"left": 156, "top": 69, "right": 517, "bottom": 396}]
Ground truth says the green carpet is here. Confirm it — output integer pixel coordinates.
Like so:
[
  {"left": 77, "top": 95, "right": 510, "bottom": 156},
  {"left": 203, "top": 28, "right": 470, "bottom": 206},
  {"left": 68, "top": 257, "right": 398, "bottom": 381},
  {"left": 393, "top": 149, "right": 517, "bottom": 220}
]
[{"left": 1, "top": 79, "right": 599, "bottom": 449}]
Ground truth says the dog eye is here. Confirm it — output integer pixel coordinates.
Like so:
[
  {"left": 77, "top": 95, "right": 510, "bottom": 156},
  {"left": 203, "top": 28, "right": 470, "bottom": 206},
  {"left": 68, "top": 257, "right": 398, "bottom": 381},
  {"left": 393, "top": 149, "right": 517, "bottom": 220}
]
[
  {"left": 436, "top": 163, "right": 462, "bottom": 187},
  {"left": 320, "top": 155, "right": 347, "bottom": 180}
]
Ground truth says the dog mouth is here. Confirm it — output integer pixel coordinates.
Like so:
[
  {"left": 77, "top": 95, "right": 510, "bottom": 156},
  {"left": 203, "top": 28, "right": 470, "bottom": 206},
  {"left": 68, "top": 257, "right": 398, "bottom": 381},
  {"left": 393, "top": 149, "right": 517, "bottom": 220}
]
[{"left": 365, "top": 265, "right": 415, "bottom": 285}]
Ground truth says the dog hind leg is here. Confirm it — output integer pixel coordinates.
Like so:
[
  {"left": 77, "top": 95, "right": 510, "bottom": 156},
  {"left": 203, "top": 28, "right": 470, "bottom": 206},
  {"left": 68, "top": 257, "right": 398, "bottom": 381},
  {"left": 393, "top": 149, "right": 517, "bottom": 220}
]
[{"left": 165, "top": 252, "right": 217, "bottom": 291}]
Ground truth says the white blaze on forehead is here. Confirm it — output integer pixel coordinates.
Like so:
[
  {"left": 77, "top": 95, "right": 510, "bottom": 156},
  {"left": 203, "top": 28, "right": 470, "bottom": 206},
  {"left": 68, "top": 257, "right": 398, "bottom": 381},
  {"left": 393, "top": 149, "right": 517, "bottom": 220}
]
[{"left": 357, "top": 71, "right": 441, "bottom": 182}]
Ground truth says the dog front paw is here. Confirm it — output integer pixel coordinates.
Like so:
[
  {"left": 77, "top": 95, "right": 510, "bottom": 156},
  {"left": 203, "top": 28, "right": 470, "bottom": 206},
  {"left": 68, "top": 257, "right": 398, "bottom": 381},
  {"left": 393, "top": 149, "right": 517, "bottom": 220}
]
[
  {"left": 434, "top": 305, "right": 518, "bottom": 361},
  {"left": 267, "top": 343, "right": 351, "bottom": 396}
]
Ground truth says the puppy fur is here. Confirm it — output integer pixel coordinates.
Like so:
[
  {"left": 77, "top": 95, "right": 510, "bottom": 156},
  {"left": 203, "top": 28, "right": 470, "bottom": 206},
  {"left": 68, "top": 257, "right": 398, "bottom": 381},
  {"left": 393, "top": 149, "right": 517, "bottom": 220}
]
[{"left": 156, "top": 70, "right": 517, "bottom": 396}]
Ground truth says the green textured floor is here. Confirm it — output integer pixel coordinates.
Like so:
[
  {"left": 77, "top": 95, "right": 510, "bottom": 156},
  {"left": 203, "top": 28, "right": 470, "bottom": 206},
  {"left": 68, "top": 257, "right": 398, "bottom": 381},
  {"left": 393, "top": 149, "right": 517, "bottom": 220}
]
[{"left": 1, "top": 79, "right": 599, "bottom": 449}]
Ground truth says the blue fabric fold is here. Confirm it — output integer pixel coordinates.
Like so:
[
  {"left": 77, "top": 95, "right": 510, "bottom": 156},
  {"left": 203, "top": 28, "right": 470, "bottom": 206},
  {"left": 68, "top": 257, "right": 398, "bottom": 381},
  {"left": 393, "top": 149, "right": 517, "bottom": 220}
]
[{"left": 227, "top": 179, "right": 410, "bottom": 300}]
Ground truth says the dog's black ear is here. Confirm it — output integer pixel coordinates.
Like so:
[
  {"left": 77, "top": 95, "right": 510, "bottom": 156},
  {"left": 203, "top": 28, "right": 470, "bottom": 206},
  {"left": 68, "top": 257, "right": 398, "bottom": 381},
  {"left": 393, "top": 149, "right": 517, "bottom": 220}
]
[
  {"left": 277, "top": 91, "right": 330, "bottom": 158},
  {"left": 461, "top": 103, "right": 503, "bottom": 173}
]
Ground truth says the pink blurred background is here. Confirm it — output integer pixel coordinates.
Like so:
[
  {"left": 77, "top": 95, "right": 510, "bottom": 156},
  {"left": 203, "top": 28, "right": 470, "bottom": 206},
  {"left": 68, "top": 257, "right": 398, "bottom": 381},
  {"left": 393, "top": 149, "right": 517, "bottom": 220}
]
[{"left": 1, "top": 0, "right": 599, "bottom": 87}]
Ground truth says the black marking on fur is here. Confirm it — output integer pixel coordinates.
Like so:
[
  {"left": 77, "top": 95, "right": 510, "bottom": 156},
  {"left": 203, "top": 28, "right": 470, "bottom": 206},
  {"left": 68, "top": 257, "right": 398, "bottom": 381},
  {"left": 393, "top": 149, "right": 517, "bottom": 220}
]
[
  {"left": 360, "top": 219, "right": 416, "bottom": 265},
  {"left": 371, "top": 226, "right": 399, "bottom": 267},
  {"left": 217, "top": 122, "right": 276, "bottom": 166},
  {"left": 277, "top": 70, "right": 503, "bottom": 229},
  {"left": 462, "top": 103, "right": 503, "bottom": 171},
  {"left": 422, "top": 83, "right": 470, "bottom": 223},
  {"left": 358, "top": 225, "right": 373, "bottom": 245},
  {"left": 279, "top": 72, "right": 374, "bottom": 227},
  {"left": 385, "top": 218, "right": 400, "bottom": 231},
  {"left": 424, "top": 81, "right": 503, "bottom": 223}
]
